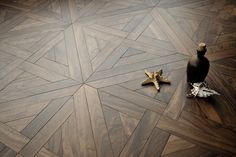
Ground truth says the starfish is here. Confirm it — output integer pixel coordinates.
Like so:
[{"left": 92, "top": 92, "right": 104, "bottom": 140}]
[{"left": 141, "top": 69, "right": 171, "bottom": 91}]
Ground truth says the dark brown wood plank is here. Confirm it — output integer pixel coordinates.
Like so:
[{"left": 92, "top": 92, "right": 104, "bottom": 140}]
[
  {"left": 85, "top": 85, "right": 113, "bottom": 157},
  {"left": 19, "top": 97, "right": 74, "bottom": 157},
  {"left": 101, "top": 85, "right": 165, "bottom": 114},
  {"left": 139, "top": 127, "right": 170, "bottom": 157},
  {"left": 73, "top": 86, "right": 97, "bottom": 157},
  {"left": 21, "top": 96, "right": 70, "bottom": 138},
  {"left": 119, "top": 110, "right": 160, "bottom": 157}
]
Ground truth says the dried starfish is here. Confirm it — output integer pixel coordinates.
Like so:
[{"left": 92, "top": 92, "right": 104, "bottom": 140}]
[{"left": 141, "top": 69, "right": 171, "bottom": 91}]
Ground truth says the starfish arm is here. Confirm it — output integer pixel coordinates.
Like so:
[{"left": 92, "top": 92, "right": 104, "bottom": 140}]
[
  {"left": 153, "top": 81, "right": 160, "bottom": 91},
  {"left": 145, "top": 70, "right": 153, "bottom": 78},
  {"left": 159, "top": 77, "right": 171, "bottom": 84},
  {"left": 141, "top": 79, "right": 153, "bottom": 85}
]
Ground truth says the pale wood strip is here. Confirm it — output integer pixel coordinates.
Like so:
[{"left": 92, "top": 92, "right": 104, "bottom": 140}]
[
  {"left": 0, "top": 122, "right": 29, "bottom": 152},
  {"left": 127, "top": 14, "right": 153, "bottom": 40},
  {"left": 0, "top": 43, "right": 31, "bottom": 59},
  {"left": 19, "top": 97, "right": 74, "bottom": 157},
  {"left": 54, "top": 39, "right": 68, "bottom": 66},
  {"left": 97, "top": 43, "right": 129, "bottom": 71},
  {"left": 73, "top": 25, "right": 93, "bottom": 80},
  {"left": 44, "top": 127, "right": 63, "bottom": 156},
  {"left": 61, "top": 113, "right": 80, "bottom": 157},
  {"left": 6, "top": 116, "right": 35, "bottom": 132},
  {"left": 99, "top": 91, "right": 145, "bottom": 119},
  {"left": 0, "top": 101, "right": 49, "bottom": 123},
  {"left": 36, "top": 147, "right": 59, "bottom": 157},
  {"left": 123, "top": 13, "right": 146, "bottom": 32},
  {"left": 64, "top": 26, "right": 83, "bottom": 82},
  {"left": 0, "top": 68, "right": 23, "bottom": 91},
  {"left": 139, "top": 127, "right": 169, "bottom": 157},
  {"left": 119, "top": 110, "right": 160, "bottom": 157},
  {"left": 36, "top": 58, "right": 69, "bottom": 77},
  {"left": 22, "top": 96, "right": 70, "bottom": 138},
  {"left": 87, "top": 8, "right": 148, "bottom": 28},
  {"left": 170, "top": 7, "right": 216, "bottom": 17},
  {"left": 89, "top": 24, "right": 129, "bottom": 38},
  {"left": 158, "top": 0, "right": 202, "bottom": 8},
  {"left": 35, "top": 10, "right": 61, "bottom": 22},
  {"left": 101, "top": 85, "right": 165, "bottom": 114},
  {"left": 26, "top": 13, "right": 59, "bottom": 24},
  {"left": 146, "top": 20, "right": 169, "bottom": 41},
  {"left": 73, "top": 86, "right": 97, "bottom": 157},
  {"left": 123, "top": 39, "right": 175, "bottom": 56},
  {"left": 0, "top": 23, "right": 68, "bottom": 39},
  {"left": 157, "top": 115, "right": 236, "bottom": 155},
  {"left": 77, "top": 0, "right": 106, "bottom": 18},
  {"left": 92, "top": 37, "right": 123, "bottom": 70},
  {"left": 163, "top": 79, "right": 187, "bottom": 120},
  {"left": 28, "top": 31, "right": 61, "bottom": 53},
  {"left": 151, "top": 8, "right": 190, "bottom": 55},
  {"left": 114, "top": 53, "right": 158, "bottom": 67},
  {"left": 77, "top": 5, "right": 151, "bottom": 26},
  {"left": 87, "top": 70, "right": 144, "bottom": 88},
  {"left": 0, "top": 85, "right": 79, "bottom": 107},
  {"left": 19, "top": 61, "right": 66, "bottom": 82},
  {"left": 137, "top": 35, "right": 175, "bottom": 51},
  {"left": 96, "top": 14, "right": 132, "bottom": 28},
  {"left": 27, "top": 32, "right": 64, "bottom": 63},
  {"left": 84, "top": 27, "right": 118, "bottom": 41},
  {"left": 0, "top": 51, "right": 15, "bottom": 65},
  {"left": 85, "top": 85, "right": 113, "bottom": 157},
  {"left": 0, "top": 79, "right": 78, "bottom": 103},
  {"left": 167, "top": 8, "right": 204, "bottom": 21},
  {"left": 0, "top": 58, "right": 23, "bottom": 79}
]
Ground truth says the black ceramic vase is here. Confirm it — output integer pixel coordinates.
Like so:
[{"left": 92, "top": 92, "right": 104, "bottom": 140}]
[{"left": 187, "top": 43, "right": 210, "bottom": 83}]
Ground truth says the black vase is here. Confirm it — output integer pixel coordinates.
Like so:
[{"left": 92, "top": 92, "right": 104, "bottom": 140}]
[{"left": 187, "top": 43, "right": 210, "bottom": 83}]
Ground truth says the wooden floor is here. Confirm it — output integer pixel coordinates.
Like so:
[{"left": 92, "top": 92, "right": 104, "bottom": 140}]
[{"left": 0, "top": 0, "right": 236, "bottom": 156}]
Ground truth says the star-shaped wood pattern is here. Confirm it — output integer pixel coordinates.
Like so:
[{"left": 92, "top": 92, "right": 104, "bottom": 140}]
[{"left": 141, "top": 69, "right": 171, "bottom": 91}]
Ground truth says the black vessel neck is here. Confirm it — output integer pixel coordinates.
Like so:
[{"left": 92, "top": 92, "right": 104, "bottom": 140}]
[{"left": 197, "top": 50, "right": 206, "bottom": 58}]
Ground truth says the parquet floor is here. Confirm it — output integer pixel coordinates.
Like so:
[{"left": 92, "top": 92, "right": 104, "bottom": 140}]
[{"left": 0, "top": 0, "right": 236, "bottom": 156}]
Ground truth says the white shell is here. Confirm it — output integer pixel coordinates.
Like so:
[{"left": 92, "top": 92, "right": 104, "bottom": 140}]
[{"left": 188, "top": 82, "right": 220, "bottom": 98}]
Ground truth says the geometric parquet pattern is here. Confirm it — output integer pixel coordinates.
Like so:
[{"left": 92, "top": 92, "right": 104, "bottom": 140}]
[{"left": 0, "top": 0, "right": 236, "bottom": 156}]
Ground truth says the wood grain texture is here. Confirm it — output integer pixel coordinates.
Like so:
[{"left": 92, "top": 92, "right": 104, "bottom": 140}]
[
  {"left": 19, "top": 98, "right": 74, "bottom": 157},
  {"left": 85, "top": 85, "right": 113, "bottom": 157},
  {"left": 0, "top": 122, "right": 29, "bottom": 152},
  {"left": 0, "top": 0, "right": 236, "bottom": 156},
  {"left": 73, "top": 86, "right": 97, "bottom": 157},
  {"left": 119, "top": 110, "right": 160, "bottom": 157}
]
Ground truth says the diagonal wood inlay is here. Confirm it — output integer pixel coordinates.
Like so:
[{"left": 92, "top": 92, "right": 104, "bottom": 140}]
[{"left": 0, "top": 0, "right": 236, "bottom": 156}]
